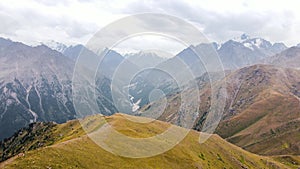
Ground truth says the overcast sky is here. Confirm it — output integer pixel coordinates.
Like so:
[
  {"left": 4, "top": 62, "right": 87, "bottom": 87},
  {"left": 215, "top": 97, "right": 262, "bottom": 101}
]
[{"left": 1, "top": 0, "right": 300, "bottom": 53}]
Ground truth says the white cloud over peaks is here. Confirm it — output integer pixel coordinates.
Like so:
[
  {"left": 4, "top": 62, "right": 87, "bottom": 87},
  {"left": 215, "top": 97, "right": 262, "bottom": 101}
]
[{"left": 0, "top": 0, "right": 299, "bottom": 47}]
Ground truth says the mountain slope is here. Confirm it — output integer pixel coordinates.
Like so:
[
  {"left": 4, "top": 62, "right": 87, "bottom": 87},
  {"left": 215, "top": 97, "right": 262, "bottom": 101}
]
[
  {"left": 0, "top": 113, "right": 296, "bottom": 169},
  {"left": 0, "top": 38, "right": 76, "bottom": 140},
  {"left": 266, "top": 46, "right": 300, "bottom": 69},
  {"left": 215, "top": 65, "right": 300, "bottom": 155},
  {"left": 142, "top": 64, "right": 300, "bottom": 156},
  {"left": 0, "top": 38, "right": 126, "bottom": 140},
  {"left": 193, "top": 65, "right": 300, "bottom": 156}
]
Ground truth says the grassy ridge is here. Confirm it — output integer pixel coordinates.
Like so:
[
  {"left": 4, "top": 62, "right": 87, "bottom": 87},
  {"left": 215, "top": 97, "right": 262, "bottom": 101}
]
[{"left": 1, "top": 114, "right": 298, "bottom": 169}]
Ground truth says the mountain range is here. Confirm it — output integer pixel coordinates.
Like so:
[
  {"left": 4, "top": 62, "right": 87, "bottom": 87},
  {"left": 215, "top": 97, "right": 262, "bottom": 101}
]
[
  {"left": 0, "top": 35, "right": 294, "bottom": 139},
  {"left": 0, "top": 38, "right": 123, "bottom": 139},
  {"left": 0, "top": 35, "right": 299, "bottom": 168},
  {"left": 44, "top": 34, "right": 288, "bottom": 71}
]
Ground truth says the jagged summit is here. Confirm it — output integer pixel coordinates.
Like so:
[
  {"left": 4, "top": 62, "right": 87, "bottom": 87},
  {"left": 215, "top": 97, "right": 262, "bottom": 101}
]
[{"left": 40, "top": 40, "right": 68, "bottom": 53}]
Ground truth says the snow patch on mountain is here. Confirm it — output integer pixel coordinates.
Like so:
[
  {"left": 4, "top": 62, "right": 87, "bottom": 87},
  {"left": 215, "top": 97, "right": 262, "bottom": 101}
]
[
  {"left": 41, "top": 40, "right": 68, "bottom": 53},
  {"left": 132, "top": 99, "right": 141, "bottom": 112},
  {"left": 254, "top": 38, "right": 262, "bottom": 48},
  {"left": 243, "top": 42, "right": 254, "bottom": 50}
]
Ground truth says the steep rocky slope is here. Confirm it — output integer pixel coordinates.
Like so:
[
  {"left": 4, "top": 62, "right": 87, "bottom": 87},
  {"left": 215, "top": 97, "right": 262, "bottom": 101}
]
[{"left": 0, "top": 38, "right": 122, "bottom": 140}]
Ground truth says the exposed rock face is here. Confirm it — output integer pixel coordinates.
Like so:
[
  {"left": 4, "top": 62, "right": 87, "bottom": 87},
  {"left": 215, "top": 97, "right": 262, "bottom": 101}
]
[
  {"left": 0, "top": 38, "right": 122, "bottom": 140},
  {"left": 0, "top": 38, "right": 76, "bottom": 140}
]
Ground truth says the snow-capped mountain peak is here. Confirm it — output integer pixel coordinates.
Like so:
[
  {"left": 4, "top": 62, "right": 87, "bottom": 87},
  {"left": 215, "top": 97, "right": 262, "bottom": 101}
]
[
  {"left": 232, "top": 34, "right": 273, "bottom": 50},
  {"left": 243, "top": 38, "right": 271, "bottom": 50},
  {"left": 218, "top": 34, "right": 287, "bottom": 69},
  {"left": 41, "top": 40, "right": 68, "bottom": 53}
]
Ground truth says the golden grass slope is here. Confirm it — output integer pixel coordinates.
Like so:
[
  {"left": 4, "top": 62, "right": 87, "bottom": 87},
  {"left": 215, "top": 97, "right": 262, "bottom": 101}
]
[{"left": 1, "top": 113, "right": 299, "bottom": 169}]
